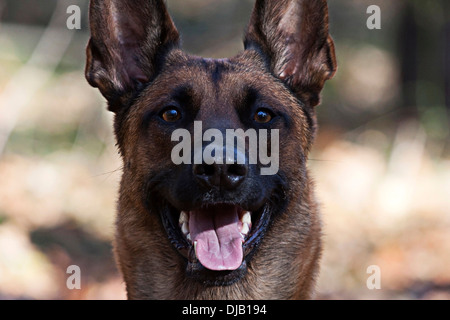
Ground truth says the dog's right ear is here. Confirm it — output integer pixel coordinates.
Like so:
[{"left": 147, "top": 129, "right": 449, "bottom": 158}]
[{"left": 85, "top": 0, "right": 179, "bottom": 112}]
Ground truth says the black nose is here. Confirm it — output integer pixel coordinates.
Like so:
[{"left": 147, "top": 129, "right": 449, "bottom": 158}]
[{"left": 193, "top": 162, "right": 248, "bottom": 190}]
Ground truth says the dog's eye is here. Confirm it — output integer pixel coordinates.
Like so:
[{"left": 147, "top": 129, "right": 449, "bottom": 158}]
[
  {"left": 160, "top": 107, "right": 181, "bottom": 122},
  {"left": 254, "top": 108, "right": 274, "bottom": 124}
]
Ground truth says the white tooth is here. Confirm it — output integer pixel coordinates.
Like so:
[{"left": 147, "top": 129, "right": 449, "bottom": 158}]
[
  {"left": 186, "top": 233, "right": 191, "bottom": 241},
  {"left": 181, "top": 222, "right": 189, "bottom": 235},
  {"left": 179, "top": 211, "right": 188, "bottom": 225},
  {"left": 242, "top": 211, "right": 251, "bottom": 225},
  {"left": 194, "top": 241, "right": 198, "bottom": 256},
  {"left": 241, "top": 223, "right": 250, "bottom": 235}
]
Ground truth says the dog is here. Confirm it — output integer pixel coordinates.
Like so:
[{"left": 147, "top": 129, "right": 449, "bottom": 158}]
[{"left": 85, "top": 0, "right": 336, "bottom": 299}]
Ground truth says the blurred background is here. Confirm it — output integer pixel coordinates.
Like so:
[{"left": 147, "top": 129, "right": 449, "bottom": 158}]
[{"left": 0, "top": 0, "right": 449, "bottom": 299}]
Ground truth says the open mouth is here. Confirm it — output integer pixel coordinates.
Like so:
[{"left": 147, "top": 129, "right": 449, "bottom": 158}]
[{"left": 160, "top": 201, "right": 272, "bottom": 284}]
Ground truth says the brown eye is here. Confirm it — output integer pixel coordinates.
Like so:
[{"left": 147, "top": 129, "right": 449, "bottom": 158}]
[
  {"left": 254, "top": 109, "right": 273, "bottom": 124},
  {"left": 161, "top": 107, "right": 181, "bottom": 122}
]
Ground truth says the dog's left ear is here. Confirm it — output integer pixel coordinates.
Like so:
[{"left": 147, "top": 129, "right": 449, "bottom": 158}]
[
  {"left": 85, "top": 0, "right": 180, "bottom": 112},
  {"left": 244, "top": 0, "right": 337, "bottom": 107}
]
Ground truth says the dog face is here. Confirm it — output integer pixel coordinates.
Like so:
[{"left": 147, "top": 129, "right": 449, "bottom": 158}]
[
  {"left": 117, "top": 50, "right": 311, "bottom": 284},
  {"left": 86, "top": 0, "right": 336, "bottom": 298}
]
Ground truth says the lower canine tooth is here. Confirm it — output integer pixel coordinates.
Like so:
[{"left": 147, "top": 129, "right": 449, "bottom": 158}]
[
  {"left": 241, "top": 223, "right": 250, "bottom": 235},
  {"left": 194, "top": 241, "right": 198, "bottom": 256},
  {"left": 181, "top": 222, "right": 189, "bottom": 235}
]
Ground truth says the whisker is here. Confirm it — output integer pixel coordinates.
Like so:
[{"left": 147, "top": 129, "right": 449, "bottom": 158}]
[{"left": 92, "top": 166, "right": 124, "bottom": 181}]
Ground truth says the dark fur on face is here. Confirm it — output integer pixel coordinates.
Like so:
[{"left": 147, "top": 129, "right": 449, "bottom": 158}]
[{"left": 85, "top": 0, "right": 336, "bottom": 299}]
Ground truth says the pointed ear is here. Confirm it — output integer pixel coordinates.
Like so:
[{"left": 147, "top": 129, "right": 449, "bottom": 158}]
[
  {"left": 85, "top": 0, "right": 180, "bottom": 112},
  {"left": 244, "top": 0, "right": 337, "bottom": 107}
]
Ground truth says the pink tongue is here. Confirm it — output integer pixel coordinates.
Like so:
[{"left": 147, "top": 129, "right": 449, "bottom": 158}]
[{"left": 189, "top": 205, "right": 243, "bottom": 271}]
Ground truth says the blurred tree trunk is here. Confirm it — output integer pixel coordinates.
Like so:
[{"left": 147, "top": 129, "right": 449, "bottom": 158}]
[
  {"left": 397, "top": 1, "right": 418, "bottom": 119},
  {"left": 398, "top": 0, "right": 449, "bottom": 124},
  {"left": 444, "top": 1, "right": 450, "bottom": 119}
]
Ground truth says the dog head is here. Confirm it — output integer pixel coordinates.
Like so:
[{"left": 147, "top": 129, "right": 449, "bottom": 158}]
[{"left": 86, "top": 0, "right": 336, "bottom": 290}]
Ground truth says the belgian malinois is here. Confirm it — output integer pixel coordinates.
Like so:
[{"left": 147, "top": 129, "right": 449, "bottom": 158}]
[{"left": 85, "top": 0, "right": 336, "bottom": 299}]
